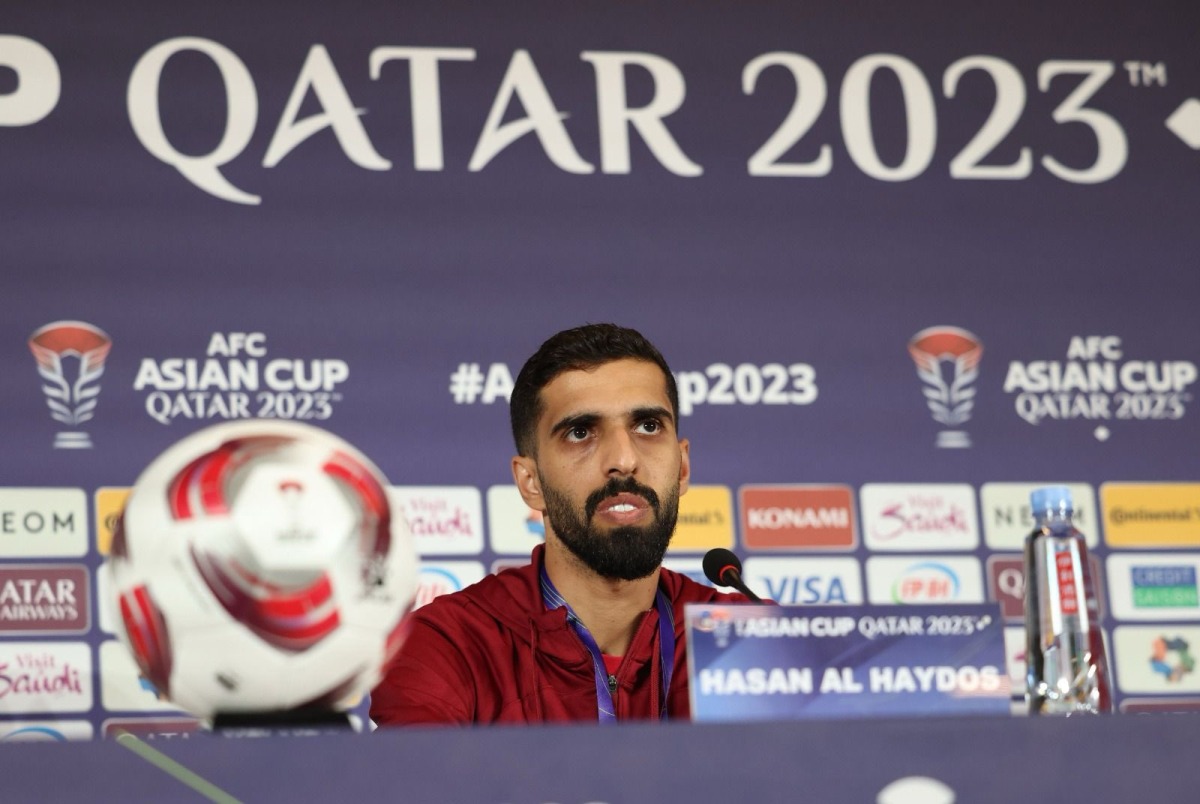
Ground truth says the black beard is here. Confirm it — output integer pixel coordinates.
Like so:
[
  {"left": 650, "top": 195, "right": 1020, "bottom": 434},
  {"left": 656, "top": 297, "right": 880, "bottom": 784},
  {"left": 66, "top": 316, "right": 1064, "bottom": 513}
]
[{"left": 541, "top": 475, "right": 679, "bottom": 581}]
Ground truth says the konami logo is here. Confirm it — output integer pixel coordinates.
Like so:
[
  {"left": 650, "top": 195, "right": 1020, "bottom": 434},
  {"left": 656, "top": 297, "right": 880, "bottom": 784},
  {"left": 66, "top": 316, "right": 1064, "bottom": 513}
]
[{"left": 739, "top": 485, "right": 856, "bottom": 550}]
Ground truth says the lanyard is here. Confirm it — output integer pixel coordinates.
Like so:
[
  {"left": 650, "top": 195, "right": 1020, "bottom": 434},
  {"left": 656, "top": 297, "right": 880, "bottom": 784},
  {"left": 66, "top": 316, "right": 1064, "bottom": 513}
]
[{"left": 539, "top": 566, "right": 675, "bottom": 723}]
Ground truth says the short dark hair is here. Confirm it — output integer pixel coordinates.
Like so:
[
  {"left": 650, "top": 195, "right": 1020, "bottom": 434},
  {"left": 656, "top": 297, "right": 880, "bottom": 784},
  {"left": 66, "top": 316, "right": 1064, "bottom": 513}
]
[{"left": 509, "top": 323, "right": 679, "bottom": 456}]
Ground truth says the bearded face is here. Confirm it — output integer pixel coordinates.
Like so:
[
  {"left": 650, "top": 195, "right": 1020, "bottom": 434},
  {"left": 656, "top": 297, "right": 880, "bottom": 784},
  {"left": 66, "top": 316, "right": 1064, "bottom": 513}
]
[{"left": 540, "top": 474, "right": 680, "bottom": 581}]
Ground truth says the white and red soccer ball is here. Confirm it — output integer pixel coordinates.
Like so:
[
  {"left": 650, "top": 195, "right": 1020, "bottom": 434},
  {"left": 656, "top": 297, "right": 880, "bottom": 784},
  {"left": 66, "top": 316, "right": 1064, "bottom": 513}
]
[{"left": 106, "top": 421, "right": 418, "bottom": 718}]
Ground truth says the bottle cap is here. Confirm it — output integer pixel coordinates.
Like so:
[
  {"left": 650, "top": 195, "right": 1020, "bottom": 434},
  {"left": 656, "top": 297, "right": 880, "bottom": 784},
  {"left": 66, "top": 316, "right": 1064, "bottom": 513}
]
[{"left": 1030, "top": 486, "right": 1074, "bottom": 518}]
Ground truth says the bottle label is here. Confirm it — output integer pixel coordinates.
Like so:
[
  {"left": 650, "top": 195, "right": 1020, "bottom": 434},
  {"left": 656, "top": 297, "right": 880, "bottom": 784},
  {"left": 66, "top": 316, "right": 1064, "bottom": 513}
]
[{"left": 1055, "top": 551, "right": 1079, "bottom": 615}]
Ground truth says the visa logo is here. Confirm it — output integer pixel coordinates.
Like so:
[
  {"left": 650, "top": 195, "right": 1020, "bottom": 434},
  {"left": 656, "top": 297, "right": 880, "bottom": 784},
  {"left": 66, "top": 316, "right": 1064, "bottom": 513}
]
[{"left": 758, "top": 575, "right": 849, "bottom": 605}]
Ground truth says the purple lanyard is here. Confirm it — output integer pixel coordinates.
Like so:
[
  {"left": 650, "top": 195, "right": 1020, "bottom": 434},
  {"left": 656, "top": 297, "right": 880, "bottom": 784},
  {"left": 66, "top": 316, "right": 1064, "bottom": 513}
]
[{"left": 539, "top": 566, "right": 675, "bottom": 723}]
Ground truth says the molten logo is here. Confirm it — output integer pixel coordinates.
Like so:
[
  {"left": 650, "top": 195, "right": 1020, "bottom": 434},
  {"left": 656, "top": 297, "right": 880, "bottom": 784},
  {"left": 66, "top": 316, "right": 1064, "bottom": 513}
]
[
  {"left": 908, "top": 326, "right": 982, "bottom": 449},
  {"left": 28, "top": 321, "right": 112, "bottom": 449},
  {"left": 892, "top": 562, "right": 961, "bottom": 603},
  {"left": 414, "top": 567, "right": 465, "bottom": 609}
]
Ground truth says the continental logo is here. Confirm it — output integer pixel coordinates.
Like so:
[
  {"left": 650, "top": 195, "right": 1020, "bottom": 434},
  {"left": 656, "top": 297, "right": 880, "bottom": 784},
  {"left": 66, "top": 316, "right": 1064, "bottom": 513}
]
[
  {"left": 94, "top": 487, "right": 131, "bottom": 555},
  {"left": 670, "top": 486, "right": 733, "bottom": 552},
  {"left": 1102, "top": 483, "right": 1200, "bottom": 547},
  {"left": 739, "top": 485, "right": 856, "bottom": 550}
]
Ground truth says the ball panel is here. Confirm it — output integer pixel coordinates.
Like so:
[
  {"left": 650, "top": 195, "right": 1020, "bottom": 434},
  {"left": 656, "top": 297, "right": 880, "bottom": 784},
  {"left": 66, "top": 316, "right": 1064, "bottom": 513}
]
[
  {"left": 117, "top": 584, "right": 173, "bottom": 698},
  {"left": 104, "top": 420, "right": 418, "bottom": 719}
]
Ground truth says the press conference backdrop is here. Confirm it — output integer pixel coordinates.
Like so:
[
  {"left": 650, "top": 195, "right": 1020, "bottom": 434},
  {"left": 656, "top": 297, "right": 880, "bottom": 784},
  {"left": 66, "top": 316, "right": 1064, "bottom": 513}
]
[{"left": 2, "top": 1, "right": 1199, "bottom": 739}]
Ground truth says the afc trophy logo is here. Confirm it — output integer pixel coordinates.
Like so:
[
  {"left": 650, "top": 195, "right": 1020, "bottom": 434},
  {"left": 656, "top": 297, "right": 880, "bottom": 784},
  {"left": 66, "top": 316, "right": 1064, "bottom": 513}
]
[
  {"left": 28, "top": 321, "right": 112, "bottom": 449},
  {"left": 907, "top": 326, "right": 983, "bottom": 449}
]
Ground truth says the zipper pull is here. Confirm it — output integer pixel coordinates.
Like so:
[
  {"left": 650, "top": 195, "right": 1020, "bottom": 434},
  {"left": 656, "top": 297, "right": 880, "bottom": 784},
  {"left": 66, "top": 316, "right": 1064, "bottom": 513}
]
[{"left": 607, "top": 674, "right": 618, "bottom": 693}]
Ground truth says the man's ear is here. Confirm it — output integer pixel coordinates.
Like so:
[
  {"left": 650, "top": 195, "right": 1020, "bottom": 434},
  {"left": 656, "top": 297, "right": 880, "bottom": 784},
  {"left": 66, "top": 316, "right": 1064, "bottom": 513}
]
[
  {"left": 678, "top": 438, "right": 691, "bottom": 496},
  {"left": 511, "top": 455, "right": 546, "bottom": 511}
]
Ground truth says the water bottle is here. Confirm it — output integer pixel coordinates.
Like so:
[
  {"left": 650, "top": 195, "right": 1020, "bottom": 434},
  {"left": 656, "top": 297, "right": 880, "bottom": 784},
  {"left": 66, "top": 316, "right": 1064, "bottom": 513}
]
[{"left": 1024, "top": 486, "right": 1112, "bottom": 714}]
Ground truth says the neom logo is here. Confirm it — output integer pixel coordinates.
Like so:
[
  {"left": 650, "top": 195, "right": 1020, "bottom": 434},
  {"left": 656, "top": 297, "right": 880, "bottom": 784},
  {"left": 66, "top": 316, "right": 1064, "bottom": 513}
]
[{"left": 1, "top": 510, "right": 77, "bottom": 535}]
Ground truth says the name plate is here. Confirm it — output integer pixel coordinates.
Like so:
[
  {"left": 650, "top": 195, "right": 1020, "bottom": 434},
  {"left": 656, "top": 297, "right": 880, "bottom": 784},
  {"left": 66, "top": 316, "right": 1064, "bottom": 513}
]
[{"left": 685, "top": 604, "right": 1009, "bottom": 721}]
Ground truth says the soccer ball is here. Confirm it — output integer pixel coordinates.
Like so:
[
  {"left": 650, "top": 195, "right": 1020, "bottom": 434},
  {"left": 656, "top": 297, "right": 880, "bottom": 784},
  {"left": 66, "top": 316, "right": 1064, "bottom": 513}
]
[{"left": 105, "top": 420, "right": 418, "bottom": 718}]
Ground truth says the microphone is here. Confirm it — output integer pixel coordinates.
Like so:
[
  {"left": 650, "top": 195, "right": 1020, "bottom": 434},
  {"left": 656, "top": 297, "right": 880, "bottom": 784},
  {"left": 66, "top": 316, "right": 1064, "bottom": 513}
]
[{"left": 702, "top": 548, "right": 764, "bottom": 603}]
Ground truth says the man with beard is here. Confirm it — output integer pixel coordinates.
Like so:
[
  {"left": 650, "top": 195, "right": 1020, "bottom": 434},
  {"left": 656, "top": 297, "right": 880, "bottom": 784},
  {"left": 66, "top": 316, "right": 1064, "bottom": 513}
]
[{"left": 370, "top": 323, "right": 749, "bottom": 725}]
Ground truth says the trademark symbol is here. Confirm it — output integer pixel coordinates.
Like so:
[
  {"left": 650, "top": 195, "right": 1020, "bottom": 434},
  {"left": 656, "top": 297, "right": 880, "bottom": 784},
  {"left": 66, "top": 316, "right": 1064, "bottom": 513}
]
[{"left": 1123, "top": 61, "right": 1167, "bottom": 87}]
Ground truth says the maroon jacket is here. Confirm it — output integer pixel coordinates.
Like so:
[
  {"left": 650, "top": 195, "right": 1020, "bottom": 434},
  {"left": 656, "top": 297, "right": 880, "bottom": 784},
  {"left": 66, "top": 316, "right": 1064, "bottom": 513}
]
[{"left": 370, "top": 546, "right": 747, "bottom": 725}]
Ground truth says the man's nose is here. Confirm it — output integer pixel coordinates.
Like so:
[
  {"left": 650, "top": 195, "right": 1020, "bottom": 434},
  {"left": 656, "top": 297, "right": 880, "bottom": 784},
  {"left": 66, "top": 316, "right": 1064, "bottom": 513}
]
[{"left": 604, "top": 429, "right": 638, "bottom": 476}]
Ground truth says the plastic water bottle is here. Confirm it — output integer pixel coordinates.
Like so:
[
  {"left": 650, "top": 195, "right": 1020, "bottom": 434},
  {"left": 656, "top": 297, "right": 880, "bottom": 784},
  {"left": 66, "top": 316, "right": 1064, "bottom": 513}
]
[{"left": 1024, "top": 486, "right": 1112, "bottom": 714}]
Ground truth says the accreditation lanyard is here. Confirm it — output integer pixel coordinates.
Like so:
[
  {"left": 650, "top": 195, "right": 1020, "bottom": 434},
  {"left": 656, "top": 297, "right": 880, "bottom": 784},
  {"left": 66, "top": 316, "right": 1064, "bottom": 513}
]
[{"left": 539, "top": 566, "right": 675, "bottom": 723}]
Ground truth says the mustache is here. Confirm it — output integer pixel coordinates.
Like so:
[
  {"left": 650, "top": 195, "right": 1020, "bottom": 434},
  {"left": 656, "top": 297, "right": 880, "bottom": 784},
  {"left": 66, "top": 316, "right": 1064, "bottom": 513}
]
[{"left": 585, "top": 477, "right": 661, "bottom": 520}]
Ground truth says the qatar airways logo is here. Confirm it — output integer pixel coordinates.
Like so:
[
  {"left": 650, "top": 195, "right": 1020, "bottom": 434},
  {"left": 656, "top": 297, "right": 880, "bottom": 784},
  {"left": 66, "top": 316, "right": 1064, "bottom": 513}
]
[
  {"left": 908, "top": 326, "right": 982, "bottom": 449},
  {"left": 0, "top": 565, "right": 89, "bottom": 634},
  {"left": 691, "top": 609, "right": 734, "bottom": 649},
  {"left": 28, "top": 321, "right": 112, "bottom": 449},
  {"left": 861, "top": 484, "right": 979, "bottom": 552}
]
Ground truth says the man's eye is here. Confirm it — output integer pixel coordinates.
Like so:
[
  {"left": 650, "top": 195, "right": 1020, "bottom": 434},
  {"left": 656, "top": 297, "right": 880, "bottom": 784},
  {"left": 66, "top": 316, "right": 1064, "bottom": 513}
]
[
  {"left": 567, "top": 426, "right": 590, "bottom": 441},
  {"left": 637, "top": 420, "right": 660, "bottom": 434}
]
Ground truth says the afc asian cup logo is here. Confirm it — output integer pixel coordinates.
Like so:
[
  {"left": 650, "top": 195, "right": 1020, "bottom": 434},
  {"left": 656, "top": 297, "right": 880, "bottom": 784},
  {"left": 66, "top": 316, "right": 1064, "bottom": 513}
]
[
  {"left": 694, "top": 609, "right": 734, "bottom": 648},
  {"left": 908, "top": 326, "right": 982, "bottom": 449},
  {"left": 28, "top": 321, "right": 112, "bottom": 449}
]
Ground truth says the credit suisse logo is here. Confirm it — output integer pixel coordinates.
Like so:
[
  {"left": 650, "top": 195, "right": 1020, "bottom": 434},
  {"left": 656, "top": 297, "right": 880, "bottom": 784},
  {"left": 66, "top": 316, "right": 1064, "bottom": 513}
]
[
  {"left": 866, "top": 556, "right": 984, "bottom": 605},
  {"left": 738, "top": 485, "right": 856, "bottom": 551},
  {"left": 860, "top": 484, "right": 979, "bottom": 552},
  {"left": 740, "top": 557, "right": 863, "bottom": 605},
  {"left": 1107, "top": 554, "right": 1200, "bottom": 621},
  {"left": 413, "top": 561, "right": 485, "bottom": 609},
  {"left": 1101, "top": 483, "right": 1200, "bottom": 548},
  {"left": 979, "top": 482, "right": 1098, "bottom": 550},
  {"left": 389, "top": 486, "right": 484, "bottom": 556},
  {"left": 0, "top": 564, "right": 90, "bottom": 635}
]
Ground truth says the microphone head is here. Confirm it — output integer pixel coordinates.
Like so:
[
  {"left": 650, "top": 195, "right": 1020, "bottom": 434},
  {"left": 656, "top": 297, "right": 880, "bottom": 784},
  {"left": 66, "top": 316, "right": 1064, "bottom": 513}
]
[{"left": 702, "top": 547, "right": 742, "bottom": 587}]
